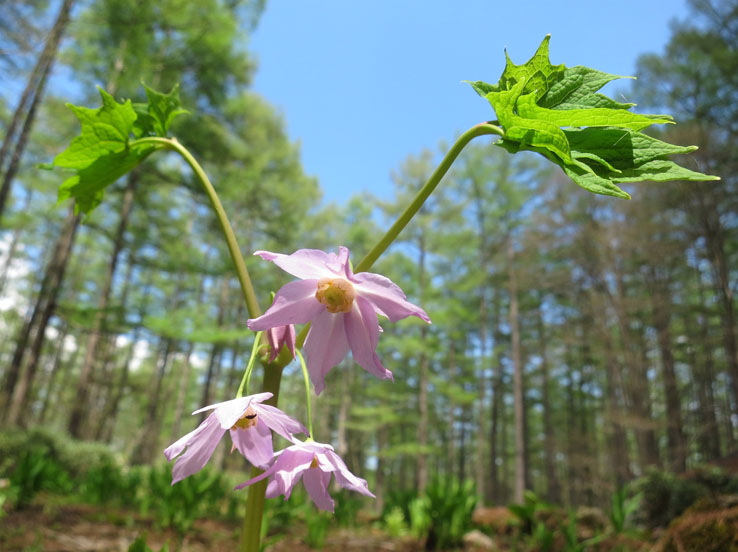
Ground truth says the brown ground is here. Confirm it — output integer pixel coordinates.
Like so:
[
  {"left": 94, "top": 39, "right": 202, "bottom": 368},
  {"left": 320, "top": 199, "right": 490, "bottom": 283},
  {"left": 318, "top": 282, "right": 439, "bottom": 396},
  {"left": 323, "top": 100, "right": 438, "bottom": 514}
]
[{"left": 0, "top": 503, "right": 421, "bottom": 552}]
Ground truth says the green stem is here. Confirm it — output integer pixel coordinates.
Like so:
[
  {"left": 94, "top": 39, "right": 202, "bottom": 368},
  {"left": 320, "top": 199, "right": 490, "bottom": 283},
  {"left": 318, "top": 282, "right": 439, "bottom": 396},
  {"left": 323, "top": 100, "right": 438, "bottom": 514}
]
[
  {"left": 131, "top": 136, "right": 262, "bottom": 319},
  {"left": 296, "top": 349, "right": 314, "bottom": 438},
  {"left": 354, "top": 122, "right": 503, "bottom": 273},
  {"left": 240, "top": 362, "right": 284, "bottom": 552},
  {"left": 237, "top": 332, "right": 263, "bottom": 398}
]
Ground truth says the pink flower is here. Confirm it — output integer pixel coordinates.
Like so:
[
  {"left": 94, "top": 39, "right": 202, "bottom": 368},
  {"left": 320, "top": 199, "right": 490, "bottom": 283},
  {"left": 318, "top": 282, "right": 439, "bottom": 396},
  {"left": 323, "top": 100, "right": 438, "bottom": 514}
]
[
  {"left": 235, "top": 440, "right": 374, "bottom": 512},
  {"left": 247, "top": 247, "right": 430, "bottom": 394},
  {"left": 164, "top": 393, "right": 306, "bottom": 484},
  {"left": 266, "top": 324, "right": 296, "bottom": 363}
]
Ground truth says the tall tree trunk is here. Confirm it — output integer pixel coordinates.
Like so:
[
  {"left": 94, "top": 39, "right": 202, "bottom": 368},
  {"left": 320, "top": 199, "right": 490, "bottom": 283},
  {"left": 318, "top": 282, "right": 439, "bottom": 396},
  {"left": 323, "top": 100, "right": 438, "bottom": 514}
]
[
  {"left": 694, "top": 187, "right": 738, "bottom": 418},
  {"left": 648, "top": 273, "right": 687, "bottom": 472},
  {"left": 447, "top": 342, "right": 456, "bottom": 480},
  {"left": 691, "top": 269, "right": 721, "bottom": 459},
  {"left": 199, "top": 276, "right": 230, "bottom": 422},
  {"left": 0, "top": 189, "right": 33, "bottom": 297},
  {"left": 417, "top": 235, "right": 429, "bottom": 495},
  {"left": 68, "top": 173, "right": 138, "bottom": 438},
  {"left": 37, "top": 322, "right": 68, "bottom": 424},
  {"left": 3, "top": 206, "right": 79, "bottom": 424},
  {"left": 613, "top": 272, "right": 660, "bottom": 470},
  {"left": 97, "top": 271, "right": 153, "bottom": 443},
  {"left": 130, "top": 338, "right": 174, "bottom": 465},
  {"left": 489, "top": 294, "right": 505, "bottom": 503},
  {"left": 537, "top": 303, "right": 560, "bottom": 503},
  {"left": 508, "top": 237, "right": 526, "bottom": 503},
  {"left": 0, "top": 0, "right": 75, "bottom": 222},
  {"left": 593, "top": 291, "right": 632, "bottom": 486}
]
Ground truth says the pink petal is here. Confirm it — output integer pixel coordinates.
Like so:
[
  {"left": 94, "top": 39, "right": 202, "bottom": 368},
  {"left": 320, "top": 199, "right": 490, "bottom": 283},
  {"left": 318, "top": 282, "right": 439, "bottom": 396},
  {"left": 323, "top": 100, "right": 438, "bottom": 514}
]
[
  {"left": 267, "top": 325, "right": 296, "bottom": 362},
  {"left": 352, "top": 271, "right": 431, "bottom": 323},
  {"left": 254, "top": 403, "right": 307, "bottom": 440},
  {"left": 229, "top": 418, "right": 273, "bottom": 468},
  {"left": 304, "top": 309, "right": 351, "bottom": 395},
  {"left": 344, "top": 296, "right": 392, "bottom": 381},
  {"left": 234, "top": 447, "right": 314, "bottom": 495},
  {"left": 302, "top": 467, "right": 335, "bottom": 511},
  {"left": 166, "top": 415, "right": 224, "bottom": 484},
  {"left": 326, "top": 450, "right": 375, "bottom": 497},
  {"left": 254, "top": 249, "right": 341, "bottom": 280},
  {"left": 247, "top": 280, "right": 324, "bottom": 330}
]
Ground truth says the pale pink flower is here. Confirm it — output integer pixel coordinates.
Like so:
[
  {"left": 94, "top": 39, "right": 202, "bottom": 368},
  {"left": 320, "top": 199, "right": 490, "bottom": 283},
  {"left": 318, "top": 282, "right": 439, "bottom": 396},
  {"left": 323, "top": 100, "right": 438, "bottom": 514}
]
[
  {"left": 235, "top": 440, "right": 374, "bottom": 512},
  {"left": 247, "top": 247, "right": 430, "bottom": 394},
  {"left": 266, "top": 324, "right": 296, "bottom": 363},
  {"left": 164, "top": 393, "right": 306, "bottom": 484}
]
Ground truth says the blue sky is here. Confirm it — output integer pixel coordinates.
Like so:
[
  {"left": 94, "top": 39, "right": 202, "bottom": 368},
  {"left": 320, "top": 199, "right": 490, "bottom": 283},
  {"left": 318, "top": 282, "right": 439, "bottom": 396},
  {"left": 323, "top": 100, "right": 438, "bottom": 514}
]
[{"left": 248, "top": 1, "right": 690, "bottom": 204}]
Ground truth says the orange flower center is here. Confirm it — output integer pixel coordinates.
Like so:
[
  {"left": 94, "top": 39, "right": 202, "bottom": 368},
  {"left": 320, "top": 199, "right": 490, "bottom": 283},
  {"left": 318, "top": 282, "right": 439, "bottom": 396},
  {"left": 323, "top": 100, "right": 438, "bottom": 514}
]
[
  {"left": 315, "top": 278, "right": 355, "bottom": 313},
  {"left": 309, "top": 456, "right": 319, "bottom": 469},
  {"left": 231, "top": 405, "right": 258, "bottom": 430}
]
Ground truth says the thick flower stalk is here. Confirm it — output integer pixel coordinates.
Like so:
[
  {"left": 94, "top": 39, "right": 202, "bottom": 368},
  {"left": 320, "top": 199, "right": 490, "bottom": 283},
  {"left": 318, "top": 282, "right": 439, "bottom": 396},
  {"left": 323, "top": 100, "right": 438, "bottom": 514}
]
[
  {"left": 247, "top": 247, "right": 430, "bottom": 394},
  {"left": 164, "top": 393, "right": 306, "bottom": 483},
  {"left": 236, "top": 440, "right": 374, "bottom": 511}
]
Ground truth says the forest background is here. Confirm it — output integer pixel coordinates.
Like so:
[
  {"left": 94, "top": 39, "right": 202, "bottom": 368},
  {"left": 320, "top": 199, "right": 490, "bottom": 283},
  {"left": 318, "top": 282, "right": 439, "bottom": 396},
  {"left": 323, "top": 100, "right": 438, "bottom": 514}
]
[{"left": 1, "top": 0, "right": 737, "bottom": 545}]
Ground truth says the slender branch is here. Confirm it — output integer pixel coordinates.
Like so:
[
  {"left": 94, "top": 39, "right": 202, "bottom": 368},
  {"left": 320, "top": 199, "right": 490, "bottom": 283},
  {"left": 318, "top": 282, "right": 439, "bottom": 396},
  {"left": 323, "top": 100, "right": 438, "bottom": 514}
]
[{"left": 131, "top": 136, "right": 262, "bottom": 319}]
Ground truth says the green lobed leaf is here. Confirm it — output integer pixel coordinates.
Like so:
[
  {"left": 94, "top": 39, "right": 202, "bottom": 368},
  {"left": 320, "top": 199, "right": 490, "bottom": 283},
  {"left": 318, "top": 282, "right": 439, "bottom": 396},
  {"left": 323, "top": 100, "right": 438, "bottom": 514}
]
[
  {"left": 133, "top": 83, "right": 189, "bottom": 138},
  {"left": 468, "top": 35, "right": 719, "bottom": 198},
  {"left": 53, "top": 84, "right": 188, "bottom": 214}
]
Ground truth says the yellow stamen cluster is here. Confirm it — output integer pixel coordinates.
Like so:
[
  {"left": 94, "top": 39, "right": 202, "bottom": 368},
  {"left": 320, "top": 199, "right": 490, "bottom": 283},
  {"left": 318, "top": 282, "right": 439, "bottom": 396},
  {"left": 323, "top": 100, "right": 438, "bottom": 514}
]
[
  {"left": 315, "top": 277, "right": 356, "bottom": 313},
  {"left": 309, "top": 456, "right": 319, "bottom": 469},
  {"left": 231, "top": 405, "right": 258, "bottom": 430}
]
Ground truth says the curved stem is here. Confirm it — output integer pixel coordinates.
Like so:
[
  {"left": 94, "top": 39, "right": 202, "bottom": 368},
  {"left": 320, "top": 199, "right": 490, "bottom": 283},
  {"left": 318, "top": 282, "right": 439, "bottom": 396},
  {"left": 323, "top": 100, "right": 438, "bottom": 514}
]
[
  {"left": 131, "top": 136, "right": 261, "bottom": 319},
  {"left": 237, "top": 331, "right": 263, "bottom": 398},
  {"left": 296, "top": 348, "right": 314, "bottom": 438},
  {"left": 354, "top": 122, "right": 503, "bottom": 273}
]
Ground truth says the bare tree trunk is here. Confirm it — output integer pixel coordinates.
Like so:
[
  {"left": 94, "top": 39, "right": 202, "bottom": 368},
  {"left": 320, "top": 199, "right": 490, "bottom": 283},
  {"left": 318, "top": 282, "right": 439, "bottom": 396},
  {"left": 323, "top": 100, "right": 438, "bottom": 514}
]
[
  {"left": 648, "top": 273, "right": 687, "bottom": 472},
  {"left": 694, "top": 187, "right": 738, "bottom": 418},
  {"left": 199, "top": 276, "right": 229, "bottom": 422},
  {"left": 130, "top": 339, "right": 174, "bottom": 465},
  {"left": 690, "top": 269, "right": 721, "bottom": 460},
  {"left": 36, "top": 322, "right": 68, "bottom": 424},
  {"left": 508, "top": 237, "right": 525, "bottom": 503},
  {"left": 537, "top": 303, "right": 560, "bottom": 503},
  {"left": 4, "top": 207, "right": 79, "bottom": 425},
  {"left": 489, "top": 295, "right": 505, "bottom": 503},
  {"left": 0, "top": 189, "right": 33, "bottom": 297},
  {"left": 375, "top": 425, "right": 387, "bottom": 514},
  {"left": 447, "top": 342, "right": 456, "bottom": 479},
  {"left": 416, "top": 236, "right": 429, "bottom": 495},
  {"left": 96, "top": 271, "right": 153, "bottom": 443},
  {"left": 0, "top": 0, "right": 75, "bottom": 222},
  {"left": 68, "top": 174, "right": 138, "bottom": 438}
]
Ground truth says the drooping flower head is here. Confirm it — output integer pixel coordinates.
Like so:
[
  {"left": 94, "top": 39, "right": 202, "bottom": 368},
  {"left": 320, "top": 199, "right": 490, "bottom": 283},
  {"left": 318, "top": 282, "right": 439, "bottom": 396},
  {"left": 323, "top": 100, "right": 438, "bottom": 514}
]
[
  {"left": 164, "top": 393, "right": 306, "bottom": 484},
  {"left": 235, "top": 440, "right": 374, "bottom": 512},
  {"left": 247, "top": 247, "right": 430, "bottom": 394},
  {"left": 266, "top": 324, "right": 296, "bottom": 363}
]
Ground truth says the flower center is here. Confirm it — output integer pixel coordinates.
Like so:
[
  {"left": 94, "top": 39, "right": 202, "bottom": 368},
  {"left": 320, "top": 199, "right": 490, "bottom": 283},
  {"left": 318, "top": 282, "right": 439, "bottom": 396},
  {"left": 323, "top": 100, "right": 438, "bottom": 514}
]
[
  {"left": 310, "top": 456, "right": 319, "bottom": 469},
  {"left": 315, "top": 278, "right": 355, "bottom": 313},
  {"left": 231, "top": 405, "right": 258, "bottom": 430}
]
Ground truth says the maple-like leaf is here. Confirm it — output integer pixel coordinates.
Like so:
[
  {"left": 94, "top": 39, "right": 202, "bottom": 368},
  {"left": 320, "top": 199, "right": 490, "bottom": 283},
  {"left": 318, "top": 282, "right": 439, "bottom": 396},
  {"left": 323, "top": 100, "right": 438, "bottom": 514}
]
[
  {"left": 468, "top": 35, "right": 718, "bottom": 198},
  {"left": 53, "top": 85, "right": 188, "bottom": 214}
]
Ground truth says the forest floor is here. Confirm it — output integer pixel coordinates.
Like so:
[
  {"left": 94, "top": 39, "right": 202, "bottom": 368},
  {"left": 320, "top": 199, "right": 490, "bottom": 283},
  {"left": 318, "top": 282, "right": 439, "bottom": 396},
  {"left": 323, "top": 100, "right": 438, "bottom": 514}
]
[{"left": 0, "top": 502, "right": 421, "bottom": 552}]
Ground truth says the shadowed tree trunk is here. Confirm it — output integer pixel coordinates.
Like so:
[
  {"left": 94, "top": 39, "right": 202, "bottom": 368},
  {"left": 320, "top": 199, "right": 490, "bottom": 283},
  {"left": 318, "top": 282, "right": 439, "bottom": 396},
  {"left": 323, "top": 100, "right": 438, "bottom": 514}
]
[
  {"left": 648, "top": 270, "right": 687, "bottom": 472},
  {"left": 508, "top": 237, "right": 526, "bottom": 503},
  {"left": 0, "top": 0, "right": 75, "bottom": 222},
  {"left": 417, "top": 234, "right": 429, "bottom": 495},
  {"left": 3, "top": 206, "right": 79, "bottom": 425},
  {"left": 537, "top": 302, "right": 560, "bottom": 503},
  {"left": 68, "top": 173, "right": 138, "bottom": 438}
]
